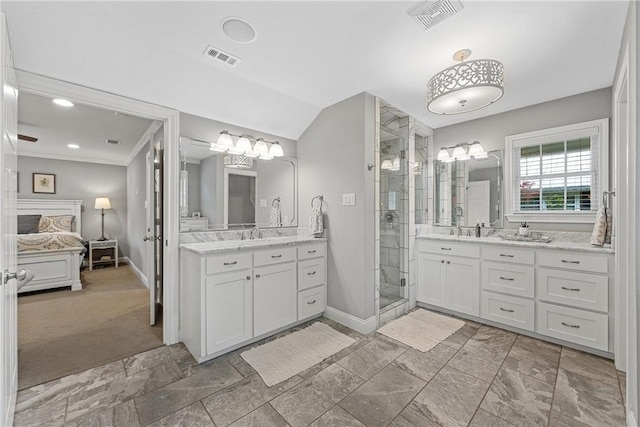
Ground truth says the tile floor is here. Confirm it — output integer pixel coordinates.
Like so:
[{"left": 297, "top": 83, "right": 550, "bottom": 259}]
[{"left": 14, "top": 312, "right": 627, "bottom": 427}]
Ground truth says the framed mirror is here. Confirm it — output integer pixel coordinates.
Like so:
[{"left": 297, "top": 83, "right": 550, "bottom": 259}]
[
  {"left": 179, "top": 137, "right": 297, "bottom": 231},
  {"left": 434, "top": 150, "right": 503, "bottom": 228}
]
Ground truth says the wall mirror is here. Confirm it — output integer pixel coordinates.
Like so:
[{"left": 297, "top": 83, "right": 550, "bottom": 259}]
[
  {"left": 434, "top": 150, "right": 503, "bottom": 228},
  {"left": 179, "top": 137, "right": 297, "bottom": 231}
]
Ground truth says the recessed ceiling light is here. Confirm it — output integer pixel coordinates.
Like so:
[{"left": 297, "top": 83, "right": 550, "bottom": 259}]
[
  {"left": 67, "top": 144, "right": 80, "bottom": 149},
  {"left": 222, "top": 17, "right": 256, "bottom": 43},
  {"left": 53, "top": 98, "right": 74, "bottom": 107}
]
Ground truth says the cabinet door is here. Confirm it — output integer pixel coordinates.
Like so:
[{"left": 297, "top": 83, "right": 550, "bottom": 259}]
[
  {"left": 205, "top": 270, "right": 253, "bottom": 355},
  {"left": 446, "top": 257, "right": 480, "bottom": 316},
  {"left": 254, "top": 262, "right": 297, "bottom": 336},
  {"left": 417, "top": 252, "right": 445, "bottom": 307}
]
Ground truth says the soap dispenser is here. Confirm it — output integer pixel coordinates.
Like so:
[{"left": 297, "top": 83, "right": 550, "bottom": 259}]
[{"left": 475, "top": 221, "right": 481, "bottom": 237}]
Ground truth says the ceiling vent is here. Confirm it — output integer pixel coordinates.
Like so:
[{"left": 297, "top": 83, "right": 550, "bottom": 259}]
[
  {"left": 203, "top": 45, "right": 241, "bottom": 68},
  {"left": 408, "top": 0, "right": 464, "bottom": 31},
  {"left": 105, "top": 139, "right": 120, "bottom": 146}
]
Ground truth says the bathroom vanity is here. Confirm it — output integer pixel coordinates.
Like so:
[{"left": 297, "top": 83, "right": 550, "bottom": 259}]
[
  {"left": 180, "top": 236, "right": 326, "bottom": 362},
  {"left": 417, "top": 234, "right": 614, "bottom": 355}
]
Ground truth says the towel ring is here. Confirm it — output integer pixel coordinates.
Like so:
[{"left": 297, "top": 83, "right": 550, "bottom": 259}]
[
  {"left": 272, "top": 197, "right": 281, "bottom": 208},
  {"left": 311, "top": 195, "right": 324, "bottom": 208}
]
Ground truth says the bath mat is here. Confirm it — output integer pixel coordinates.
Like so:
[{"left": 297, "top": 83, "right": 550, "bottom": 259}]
[
  {"left": 377, "top": 309, "right": 464, "bottom": 352},
  {"left": 241, "top": 322, "right": 356, "bottom": 386}
]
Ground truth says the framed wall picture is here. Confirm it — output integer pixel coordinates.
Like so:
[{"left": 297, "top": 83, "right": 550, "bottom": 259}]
[{"left": 32, "top": 173, "right": 56, "bottom": 194}]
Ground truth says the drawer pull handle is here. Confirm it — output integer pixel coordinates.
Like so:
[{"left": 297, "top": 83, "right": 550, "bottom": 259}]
[
  {"left": 446, "top": 261, "right": 451, "bottom": 264},
  {"left": 499, "top": 276, "right": 515, "bottom": 281},
  {"left": 255, "top": 274, "right": 261, "bottom": 279},
  {"left": 307, "top": 299, "right": 316, "bottom": 305},
  {"left": 561, "top": 322, "right": 581, "bottom": 329},
  {"left": 308, "top": 271, "right": 316, "bottom": 276},
  {"left": 223, "top": 261, "right": 237, "bottom": 266},
  {"left": 561, "top": 286, "right": 581, "bottom": 292},
  {"left": 561, "top": 260, "right": 580, "bottom": 264},
  {"left": 246, "top": 276, "right": 251, "bottom": 280},
  {"left": 308, "top": 250, "right": 317, "bottom": 254},
  {"left": 499, "top": 307, "right": 515, "bottom": 313},
  {"left": 441, "top": 247, "right": 452, "bottom": 251},
  {"left": 271, "top": 254, "right": 282, "bottom": 259},
  {"left": 441, "top": 260, "right": 445, "bottom": 264},
  {"left": 499, "top": 253, "right": 514, "bottom": 258}
]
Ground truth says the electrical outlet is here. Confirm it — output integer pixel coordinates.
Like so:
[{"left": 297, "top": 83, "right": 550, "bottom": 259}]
[
  {"left": 260, "top": 199, "right": 267, "bottom": 208},
  {"left": 342, "top": 193, "right": 356, "bottom": 206}
]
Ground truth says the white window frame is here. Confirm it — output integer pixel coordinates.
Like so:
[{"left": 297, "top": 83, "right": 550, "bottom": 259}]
[{"left": 504, "top": 118, "right": 609, "bottom": 224}]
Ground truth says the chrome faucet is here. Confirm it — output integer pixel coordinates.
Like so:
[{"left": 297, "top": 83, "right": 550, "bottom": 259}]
[{"left": 250, "top": 227, "right": 262, "bottom": 240}]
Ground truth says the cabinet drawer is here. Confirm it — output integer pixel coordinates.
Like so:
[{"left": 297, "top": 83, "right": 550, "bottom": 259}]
[
  {"left": 482, "top": 262, "right": 535, "bottom": 298},
  {"left": 482, "top": 246, "right": 534, "bottom": 265},
  {"left": 298, "top": 258, "right": 325, "bottom": 291},
  {"left": 538, "top": 268, "right": 608, "bottom": 312},
  {"left": 481, "top": 291, "right": 534, "bottom": 332},
  {"left": 537, "top": 251, "right": 608, "bottom": 274},
  {"left": 537, "top": 302, "right": 608, "bottom": 351},
  {"left": 298, "top": 286, "right": 325, "bottom": 320},
  {"left": 206, "top": 252, "right": 252, "bottom": 275},
  {"left": 298, "top": 243, "right": 325, "bottom": 260},
  {"left": 418, "top": 240, "right": 479, "bottom": 258},
  {"left": 254, "top": 246, "right": 296, "bottom": 267}
]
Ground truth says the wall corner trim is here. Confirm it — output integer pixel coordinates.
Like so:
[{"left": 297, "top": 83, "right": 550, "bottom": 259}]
[{"left": 324, "top": 306, "right": 377, "bottom": 334}]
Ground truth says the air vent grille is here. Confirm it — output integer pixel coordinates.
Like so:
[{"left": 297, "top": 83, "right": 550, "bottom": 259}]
[
  {"left": 204, "top": 45, "right": 241, "bottom": 68},
  {"left": 105, "top": 139, "right": 120, "bottom": 146},
  {"left": 408, "top": 0, "right": 464, "bottom": 31}
]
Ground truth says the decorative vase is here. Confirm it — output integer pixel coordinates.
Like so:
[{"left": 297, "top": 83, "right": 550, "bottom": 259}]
[{"left": 518, "top": 227, "right": 529, "bottom": 237}]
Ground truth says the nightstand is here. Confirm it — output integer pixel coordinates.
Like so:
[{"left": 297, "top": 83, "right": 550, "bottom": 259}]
[{"left": 89, "top": 238, "right": 118, "bottom": 271}]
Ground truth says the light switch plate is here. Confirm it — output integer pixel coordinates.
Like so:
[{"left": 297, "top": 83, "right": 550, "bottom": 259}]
[
  {"left": 260, "top": 199, "right": 267, "bottom": 208},
  {"left": 342, "top": 193, "right": 356, "bottom": 206}
]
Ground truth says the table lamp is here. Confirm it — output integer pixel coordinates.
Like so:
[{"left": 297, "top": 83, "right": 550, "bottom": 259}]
[{"left": 95, "top": 197, "right": 111, "bottom": 241}]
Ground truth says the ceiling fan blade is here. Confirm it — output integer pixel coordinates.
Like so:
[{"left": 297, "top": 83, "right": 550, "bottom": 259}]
[{"left": 18, "top": 134, "right": 38, "bottom": 142}]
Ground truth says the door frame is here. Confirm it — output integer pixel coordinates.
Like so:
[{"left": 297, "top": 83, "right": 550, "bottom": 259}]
[{"left": 16, "top": 71, "right": 180, "bottom": 345}]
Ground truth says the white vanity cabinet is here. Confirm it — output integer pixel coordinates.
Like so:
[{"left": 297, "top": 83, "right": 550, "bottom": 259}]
[
  {"left": 416, "top": 236, "right": 614, "bottom": 354},
  {"left": 417, "top": 241, "right": 480, "bottom": 317},
  {"left": 180, "top": 239, "right": 327, "bottom": 363}
]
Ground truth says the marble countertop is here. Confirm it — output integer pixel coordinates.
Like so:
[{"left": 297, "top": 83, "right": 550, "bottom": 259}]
[
  {"left": 180, "top": 235, "right": 326, "bottom": 255},
  {"left": 416, "top": 233, "right": 615, "bottom": 254}
]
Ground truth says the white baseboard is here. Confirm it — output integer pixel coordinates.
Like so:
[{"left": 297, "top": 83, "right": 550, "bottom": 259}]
[
  {"left": 629, "top": 410, "right": 637, "bottom": 427},
  {"left": 124, "top": 257, "right": 148, "bottom": 288},
  {"left": 324, "top": 306, "right": 377, "bottom": 334}
]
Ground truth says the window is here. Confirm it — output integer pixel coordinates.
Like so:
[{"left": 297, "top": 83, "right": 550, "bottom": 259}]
[{"left": 505, "top": 119, "right": 608, "bottom": 223}]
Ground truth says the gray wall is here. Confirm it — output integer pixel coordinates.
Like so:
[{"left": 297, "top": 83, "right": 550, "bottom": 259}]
[
  {"left": 186, "top": 162, "right": 201, "bottom": 214},
  {"left": 18, "top": 156, "right": 128, "bottom": 256},
  {"left": 126, "top": 145, "right": 149, "bottom": 275},
  {"left": 255, "top": 159, "right": 296, "bottom": 226},
  {"left": 434, "top": 88, "right": 612, "bottom": 232},
  {"left": 298, "top": 92, "right": 376, "bottom": 321},
  {"left": 199, "top": 155, "right": 220, "bottom": 223}
]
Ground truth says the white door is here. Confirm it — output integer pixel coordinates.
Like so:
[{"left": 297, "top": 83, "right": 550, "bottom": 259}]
[
  {"left": 253, "top": 262, "right": 297, "bottom": 336},
  {"left": 0, "top": 13, "right": 19, "bottom": 427},
  {"left": 146, "top": 126, "right": 164, "bottom": 326},
  {"left": 446, "top": 257, "right": 480, "bottom": 316},
  {"left": 465, "top": 180, "right": 491, "bottom": 226},
  {"left": 416, "top": 252, "right": 445, "bottom": 307}
]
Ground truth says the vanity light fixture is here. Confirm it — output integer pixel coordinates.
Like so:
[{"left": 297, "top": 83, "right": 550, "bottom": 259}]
[
  {"left": 224, "top": 154, "right": 253, "bottom": 169},
  {"left": 212, "top": 130, "right": 285, "bottom": 160},
  {"left": 427, "top": 49, "right": 504, "bottom": 115},
  {"left": 437, "top": 141, "right": 487, "bottom": 162}
]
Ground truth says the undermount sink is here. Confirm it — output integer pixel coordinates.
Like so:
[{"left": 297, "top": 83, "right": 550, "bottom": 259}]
[{"left": 499, "top": 234, "right": 552, "bottom": 243}]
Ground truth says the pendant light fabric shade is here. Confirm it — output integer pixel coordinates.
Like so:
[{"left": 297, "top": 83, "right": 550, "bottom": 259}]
[{"left": 427, "top": 58, "right": 504, "bottom": 115}]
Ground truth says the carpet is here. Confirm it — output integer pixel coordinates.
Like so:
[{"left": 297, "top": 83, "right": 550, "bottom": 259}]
[
  {"left": 377, "top": 309, "right": 464, "bottom": 352},
  {"left": 241, "top": 322, "right": 356, "bottom": 386},
  {"left": 18, "top": 264, "right": 163, "bottom": 390}
]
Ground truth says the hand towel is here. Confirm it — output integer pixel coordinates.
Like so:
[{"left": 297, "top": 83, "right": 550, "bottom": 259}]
[
  {"left": 590, "top": 206, "right": 608, "bottom": 246},
  {"left": 269, "top": 205, "right": 281, "bottom": 227},
  {"left": 309, "top": 207, "right": 323, "bottom": 237},
  {"left": 605, "top": 207, "right": 613, "bottom": 245}
]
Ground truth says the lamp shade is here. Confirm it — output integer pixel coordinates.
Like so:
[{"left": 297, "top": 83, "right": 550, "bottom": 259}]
[
  {"left": 269, "top": 141, "right": 284, "bottom": 157},
  {"left": 468, "top": 141, "right": 486, "bottom": 157},
  {"left": 215, "top": 131, "right": 234, "bottom": 152},
  {"left": 436, "top": 147, "right": 450, "bottom": 162},
  {"left": 95, "top": 197, "right": 111, "bottom": 210}
]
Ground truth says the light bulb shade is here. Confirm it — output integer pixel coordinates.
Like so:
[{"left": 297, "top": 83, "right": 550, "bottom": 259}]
[
  {"left": 269, "top": 142, "right": 284, "bottom": 157},
  {"left": 452, "top": 145, "right": 467, "bottom": 159},
  {"left": 224, "top": 154, "right": 253, "bottom": 169},
  {"left": 468, "top": 141, "right": 485, "bottom": 156},
  {"left": 391, "top": 157, "right": 400, "bottom": 171},
  {"left": 235, "top": 136, "right": 252, "bottom": 154},
  {"left": 253, "top": 138, "right": 269, "bottom": 156},
  {"left": 427, "top": 59, "right": 504, "bottom": 115},
  {"left": 381, "top": 159, "right": 393, "bottom": 170},
  {"left": 95, "top": 197, "right": 111, "bottom": 210},
  {"left": 436, "top": 148, "right": 450, "bottom": 161},
  {"left": 216, "top": 131, "right": 234, "bottom": 151}
]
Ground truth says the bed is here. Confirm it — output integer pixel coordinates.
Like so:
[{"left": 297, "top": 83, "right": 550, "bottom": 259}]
[{"left": 17, "top": 199, "right": 85, "bottom": 293}]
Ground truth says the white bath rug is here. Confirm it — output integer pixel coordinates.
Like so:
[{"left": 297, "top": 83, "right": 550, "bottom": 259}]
[
  {"left": 241, "top": 322, "right": 356, "bottom": 387},
  {"left": 377, "top": 309, "right": 464, "bottom": 352}
]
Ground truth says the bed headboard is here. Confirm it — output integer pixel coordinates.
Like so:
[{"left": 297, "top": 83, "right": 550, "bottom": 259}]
[{"left": 17, "top": 199, "right": 83, "bottom": 233}]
